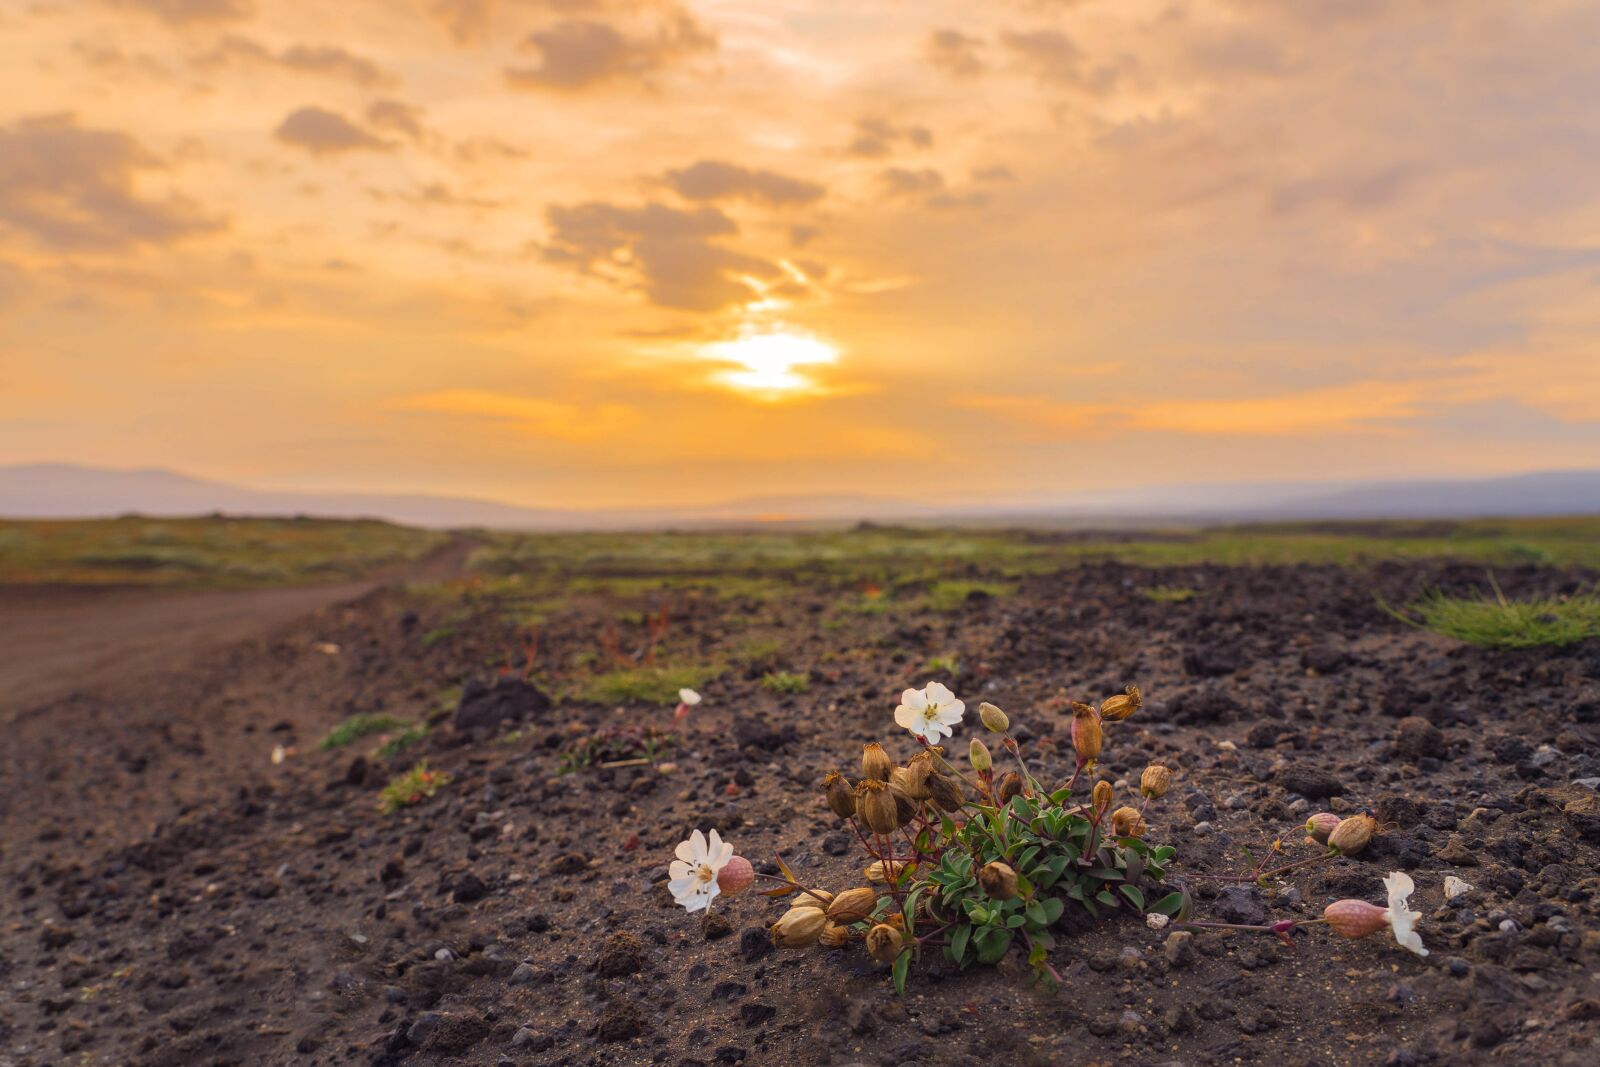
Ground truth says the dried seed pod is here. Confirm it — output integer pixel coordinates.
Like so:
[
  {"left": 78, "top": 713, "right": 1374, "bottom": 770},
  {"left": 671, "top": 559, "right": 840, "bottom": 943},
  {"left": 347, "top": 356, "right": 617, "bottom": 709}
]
[
  {"left": 1099, "top": 684, "right": 1142, "bottom": 722},
  {"left": 823, "top": 772, "right": 857, "bottom": 820},
  {"left": 865, "top": 859, "right": 916, "bottom": 883},
  {"left": 1110, "top": 805, "right": 1146, "bottom": 838},
  {"left": 926, "top": 771, "right": 965, "bottom": 813},
  {"left": 865, "top": 923, "right": 904, "bottom": 965},
  {"left": 792, "top": 888, "right": 834, "bottom": 909},
  {"left": 978, "top": 860, "right": 1018, "bottom": 901},
  {"left": 1092, "top": 779, "right": 1114, "bottom": 817},
  {"left": 1327, "top": 814, "right": 1378, "bottom": 855},
  {"left": 889, "top": 786, "right": 918, "bottom": 828},
  {"left": 1322, "top": 899, "right": 1387, "bottom": 939},
  {"left": 819, "top": 922, "right": 854, "bottom": 948},
  {"left": 861, "top": 742, "right": 893, "bottom": 783},
  {"left": 770, "top": 906, "right": 827, "bottom": 949},
  {"left": 856, "top": 779, "right": 900, "bottom": 835},
  {"left": 717, "top": 855, "right": 754, "bottom": 897},
  {"left": 1139, "top": 764, "right": 1171, "bottom": 799},
  {"left": 1305, "top": 812, "right": 1340, "bottom": 844},
  {"left": 978, "top": 702, "right": 1010, "bottom": 733},
  {"left": 891, "top": 763, "right": 931, "bottom": 801},
  {"left": 1071, "top": 703, "right": 1103, "bottom": 768},
  {"left": 996, "top": 771, "right": 1023, "bottom": 805},
  {"left": 969, "top": 738, "right": 993, "bottom": 773},
  {"left": 826, "top": 887, "right": 878, "bottom": 924}
]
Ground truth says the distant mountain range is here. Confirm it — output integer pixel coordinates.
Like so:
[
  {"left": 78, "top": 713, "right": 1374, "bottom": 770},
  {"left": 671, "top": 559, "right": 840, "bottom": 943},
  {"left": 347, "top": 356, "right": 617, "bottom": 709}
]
[{"left": 1, "top": 463, "right": 1598, "bottom": 529}]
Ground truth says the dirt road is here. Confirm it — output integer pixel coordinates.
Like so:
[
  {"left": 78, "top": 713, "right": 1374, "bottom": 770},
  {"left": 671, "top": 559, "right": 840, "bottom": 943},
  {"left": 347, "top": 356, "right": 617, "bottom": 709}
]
[{"left": 0, "top": 536, "right": 473, "bottom": 718}]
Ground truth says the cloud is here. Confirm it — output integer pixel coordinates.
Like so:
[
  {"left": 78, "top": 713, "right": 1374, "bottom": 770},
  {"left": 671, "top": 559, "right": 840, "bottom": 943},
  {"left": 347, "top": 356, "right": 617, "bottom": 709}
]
[
  {"left": 0, "top": 114, "right": 220, "bottom": 250},
  {"left": 200, "top": 36, "right": 394, "bottom": 88},
  {"left": 542, "top": 200, "right": 780, "bottom": 311},
  {"left": 663, "top": 160, "right": 824, "bottom": 207},
  {"left": 1269, "top": 166, "right": 1414, "bottom": 216},
  {"left": 1001, "top": 29, "right": 1119, "bottom": 93},
  {"left": 972, "top": 165, "right": 1016, "bottom": 182},
  {"left": 274, "top": 107, "right": 390, "bottom": 156},
  {"left": 504, "top": 14, "right": 714, "bottom": 91},
  {"left": 427, "top": 0, "right": 493, "bottom": 43},
  {"left": 107, "top": 0, "right": 254, "bottom": 23},
  {"left": 389, "top": 389, "right": 635, "bottom": 443},
  {"left": 846, "top": 117, "right": 933, "bottom": 158},
  {"left": 367, "top": 99, "right": 425, "bottom": 141},
  {"left": 880, "top": 167, "right": 944, "bottom": 197},
  {"left": 926, "top": 29, "right": 986, "bottom": 78}
]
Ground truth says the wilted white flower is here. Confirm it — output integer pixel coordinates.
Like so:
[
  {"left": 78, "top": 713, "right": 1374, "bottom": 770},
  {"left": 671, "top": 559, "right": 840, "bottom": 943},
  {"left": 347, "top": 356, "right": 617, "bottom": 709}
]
[
  {"left": 1146, "top": 912, "right": 1170, "bottom": 930},
  {"left": 1383, "top": 871, "right": 1428, "bottom": 957},
  {"left": 668, "top": 828, "right": 733, "bottom": 913},
  {"left": 894, "top": 681, "right": 965, "bottom": 743},
  {"left": 679, "top": 688, "right": 702, "bottom": 706}
]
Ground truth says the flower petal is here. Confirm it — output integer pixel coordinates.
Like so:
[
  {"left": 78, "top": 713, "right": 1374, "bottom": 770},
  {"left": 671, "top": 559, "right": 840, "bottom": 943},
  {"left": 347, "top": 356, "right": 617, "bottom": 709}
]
[
  {"left": 669, "top": 860, "right": 692, "bottom": 881},
  {"left": 680, "top": 688, "right": 702, "bottom": 705},
  {"left": 668, "top": 876, "right": 697, "bottom": 896},
  {"left": 925, "top": 681, "right": 954, "bottom": 704},
  {"left": 894, "top": 704, "right": 919, "bottom": 730},
  {"left": 936, "top": 701, "right": 965, "bottom": 725},
  {"left": 674, "top": 837, "right": 698, "bottom": 863},
  {"left": 901, "top": 688, "right": 928, "bottom": 712}
]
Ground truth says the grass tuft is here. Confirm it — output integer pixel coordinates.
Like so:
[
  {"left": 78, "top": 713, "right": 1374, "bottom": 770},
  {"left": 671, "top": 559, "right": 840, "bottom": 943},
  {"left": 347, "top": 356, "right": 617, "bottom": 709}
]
[
  {"left": 1142, "top": 585, "right": 1199, "bottom": 604},
  {"left": 761, "top": 670, "right": 810, "bottom": 694},
  {"left": 572, "top": 662, "right": 725, "bottom": 705},
  {"left": 379, "top": 761, "right": 450, "bottom": 813},
  {"left": 1382, "top": 577, "right": 1600, "bottom": 649},
  {"left": 375, "top": 723, "right": 430, "bottom": 759},
  {"left": 924, "top": 581, "right": 1012, "bottom": 612},
  {"left": 320, "top": 713, "right": 408, "bottom": 750}
]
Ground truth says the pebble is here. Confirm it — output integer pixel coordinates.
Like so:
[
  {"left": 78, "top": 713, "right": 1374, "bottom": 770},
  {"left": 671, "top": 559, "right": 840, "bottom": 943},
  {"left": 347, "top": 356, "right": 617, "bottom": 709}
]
[
  {"left": 509, "top": 962, "right": 538, "bottom": 985},
  {"left": 1192, "top": 821, "right": 1214, "bottom": 836},
  {"left": 1443, "top": 876, "right": 1474, "bottom": 902},
  {"left": 1164, "top": 930, "right": 1196, "bottom": 968},
  {"left": 1530, "top": 745, "right": 1559, "bottom": 768}
]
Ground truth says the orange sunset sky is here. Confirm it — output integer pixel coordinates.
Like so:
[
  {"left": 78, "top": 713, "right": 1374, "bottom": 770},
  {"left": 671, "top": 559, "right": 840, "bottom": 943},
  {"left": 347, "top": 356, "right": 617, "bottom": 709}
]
[{"left": 2, "top": 0, "right": 1598, "bottom": 508}]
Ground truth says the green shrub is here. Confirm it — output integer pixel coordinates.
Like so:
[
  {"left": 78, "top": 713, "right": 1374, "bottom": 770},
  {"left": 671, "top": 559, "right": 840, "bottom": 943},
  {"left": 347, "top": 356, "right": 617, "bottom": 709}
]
[{"left": 320, "top": 713, "right": 408, "bottom": 750}]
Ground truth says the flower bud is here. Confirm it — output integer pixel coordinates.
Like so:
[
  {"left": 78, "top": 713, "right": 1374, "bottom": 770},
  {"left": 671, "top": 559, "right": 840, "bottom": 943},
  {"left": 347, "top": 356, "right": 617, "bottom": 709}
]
[
  {"left": 861, "top": 742, "right": 892, "bottom": 782},
  {"left": 855, "top": 779, "right": 900, "bottom": 835},
  {"left": 823, "top": 772, "right": 856, "bottom": 820},
  {"left": 1327, "top": 814, "right": 1377, "bottom": 855},
  {"left": 978, "top": 860, "right": 1018, "bottom": 901},
  {"left": 926, "top": 772, "right": 964, "bottom": 813},
  {"left": 996, "top": 770, "right": 1023, "bottom": 805},
  {"left": 1139, "top": 764, "right": 1171, "bottom": 799},
  {"left": 1099, "top": 684, "right": 1142, "bottom": 722},
  {"left": 969, "top": 738, "right": 992, "bottom": 773},
  {"left": 1110, "top": 806, "right": 1146, "bottom": 838},
  {"left": 717, "top": 855, "right": 754, "bottom": 897},
  {"left": 1071, "top": 703, "right": 1103, "bottom": 768},
  {"left": 819, "top": 922, "right": 853, "bottom": 948},
  {"left": 978, "top": 702, "right": 1010, "bottom": 733},
  {"left": 770, "top": 906, "right": 827, "bottom": 949},
  {"left": 865, "top": 923, "right": 904, "bottom": 965},
  {"left": 1304, "top": 812, "right": 1340, "bottom": 844},
  {"left": 826, "top": 887, "right": 879, "bottom": 924},
  {"left": 1322, "top": 898, "right": 1387, "bottom": 939},
  {"left": 1092, "top": 779, "right": 1114, "bottom": 817}
]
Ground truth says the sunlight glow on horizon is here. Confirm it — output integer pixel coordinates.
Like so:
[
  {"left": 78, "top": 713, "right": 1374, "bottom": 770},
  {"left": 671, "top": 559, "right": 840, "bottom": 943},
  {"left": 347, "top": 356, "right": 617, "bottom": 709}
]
[{"left": 703, "top": 330, "right": 841, "bottom": 398}]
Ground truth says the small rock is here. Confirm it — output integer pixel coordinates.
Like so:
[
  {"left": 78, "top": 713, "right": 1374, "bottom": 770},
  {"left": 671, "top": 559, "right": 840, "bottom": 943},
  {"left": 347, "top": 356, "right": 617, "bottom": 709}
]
[
  {"left": 596, "top": 999, "right": 649, "bottom": 1042},
  {"left": 509, "top": 963, "right": 539, "bottom": 986},
  {"left": 597, "top": 931, "right": 646, "bottom": 977},
  {"left": 1393, "top": 717, "right": 1444, "bottom": 760},
  {"left": 1215, "top": 886, "right": 1267, "bottom": 926},
  {"left": 1437, "top": 835, "right": 1479, "bottom": 867},
  {"left": 450, "top": 872, "right": 489, "bottom": 904},
  {"left": 1191, "top": 821, "right": 1214, "bottom": 836},
  {"left": 702, "top": 912, "right": 733, "bottom": 940},
  {"left": 1275, "top": 764, "right": 1344, "bottom": 799},
  {"left": 454, "top": 677, "right": 550, "bottom": 732},
  {"left": 1443, "top": 876, "right": 1475, "bottom": 902},
  {"left": 739, "top": 927, "right": 773, "bottom": 962},
  {"left": 1164, "top": 931, "right": 1196, "bottom": 968}
]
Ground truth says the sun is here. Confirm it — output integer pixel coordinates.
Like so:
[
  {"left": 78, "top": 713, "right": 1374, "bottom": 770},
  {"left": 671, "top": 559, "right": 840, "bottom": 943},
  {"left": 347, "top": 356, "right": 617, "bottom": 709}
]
[{"left": 703, "top": 330, "right": 839, "bottom": 398}]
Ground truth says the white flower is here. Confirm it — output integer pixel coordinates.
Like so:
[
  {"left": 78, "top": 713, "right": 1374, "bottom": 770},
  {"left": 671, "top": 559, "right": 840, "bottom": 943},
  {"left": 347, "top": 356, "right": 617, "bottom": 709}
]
[
  {"left": 679, "top": 688, "right": 702, "bottom": 706},
  {"left": 668, "top": 829, "right": 733, "bottom": 913},
  {"left": 1382, "top": 871, "right": 1428, "bottom": 957},
  {"left": 1146, "top": 912, "right": 1170, "bottom": 930},
  {"left": 893, "top": 681, "right": 966, "bottom": 743}
]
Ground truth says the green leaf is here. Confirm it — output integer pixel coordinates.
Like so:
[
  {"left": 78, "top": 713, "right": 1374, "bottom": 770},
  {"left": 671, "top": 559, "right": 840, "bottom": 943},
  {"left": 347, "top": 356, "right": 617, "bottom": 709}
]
[
  {"left": 1040, "top": 897, "right": 1064, "bottom": 924},
  {"left": 892, "top": 950, "right": 911, "bottom": 995},
  {"left": 1087, "top": 867, "right": 1122, "bottom": 880},
  {"left": 951, "top": 922, "right": 971, "bottom": 964},
  {"left": 1154, "top": 845, "right": 1177, "bottom": 864},
  {"left": 1095, "top": 889, "right": 1118, "bottom": 908},
  {"left": 975, "top": 929, "right": 1013, "bottom": 964},
  {"left": 1025, "top": 900, "right": 1046, "bottom": 926},
  {"left": 1119, "top": 884, "right": 1145, "bottom": 910},
  {"left": 1019, "top": 845, "right": 1041, "bottom": 869},
  {"left": 1152, "top": 891, "right": 1185, "bottom": 917}
]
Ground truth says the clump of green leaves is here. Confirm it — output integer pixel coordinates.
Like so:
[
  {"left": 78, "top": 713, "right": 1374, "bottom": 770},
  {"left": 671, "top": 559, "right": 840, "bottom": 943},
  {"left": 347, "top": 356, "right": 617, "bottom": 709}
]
[
  {"left": 924, "top": 580, "right": 1012, "bottom": 612},
  {"left": 572, "top": 661, "right": 724, "bottom": 704},
  {"left": 761, "top": 670, "right": 810, "bottom": 694},
  {"left": 320, "top": 713, "right": 408, "bottom": 750},
  {"left": 379, "top": 761, "right": 451, "bottom": 813},
  {"left": 375, "top": 722, "right": 430, "bottom": 759},
  {"left": 1382, "top": 575, "right": 1600, "bottom": 648},
  {"left": 922, "top": 653, "right": 960, "bottom": 677},
  {"left": 558, "top": 724, "right": 675, "bottom": 774},
  {"left": 1142, "top": 585, "right": 1198, "bottom": 604}
]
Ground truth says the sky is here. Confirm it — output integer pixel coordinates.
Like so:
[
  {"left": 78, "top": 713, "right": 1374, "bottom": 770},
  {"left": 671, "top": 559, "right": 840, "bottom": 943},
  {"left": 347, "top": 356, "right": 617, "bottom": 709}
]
[{"left": 1, "top": 0, "right": 1598, "bottom": 509}]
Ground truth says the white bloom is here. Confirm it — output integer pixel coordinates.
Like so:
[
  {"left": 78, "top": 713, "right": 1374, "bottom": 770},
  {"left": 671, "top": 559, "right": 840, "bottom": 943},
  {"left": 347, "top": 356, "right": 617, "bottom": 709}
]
[
  {"left": 668, "top": 828, "right": 733, "bottom": 913},
  {"left": 893, "top": 681, "right": 966, "bottom": 743},
  {"left": 1382, "top": 871, "right": 1428, "bottom": 957},
  {"left": 679, "top": 688, "right": 702, "bottom": 706},
  {"left": 1146, "top": 912, "right": 1169, "bottom": 930}
]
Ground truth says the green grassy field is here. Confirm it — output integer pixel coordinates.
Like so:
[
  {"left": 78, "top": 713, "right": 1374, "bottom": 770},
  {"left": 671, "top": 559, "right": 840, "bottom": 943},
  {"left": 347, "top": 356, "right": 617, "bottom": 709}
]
[{"left": 0, "top": 516, "right": 448, "bottom": 587}]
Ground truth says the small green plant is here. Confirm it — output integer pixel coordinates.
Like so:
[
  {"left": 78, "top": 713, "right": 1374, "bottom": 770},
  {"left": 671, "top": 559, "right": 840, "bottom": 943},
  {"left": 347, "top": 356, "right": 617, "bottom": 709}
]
[
  {"left": 375, "top": 723, "right": 429, "bottom": 759},
  {"left": 420, "top": 625, "right": 457, "bottom": 648},
  {"left": 922, "top": 654, "right": 960, "bottom": 677},
  {"left": 1142, "top": 585, "right": 1198, "bottom": 604},
  {"left": 319, "top": 713, "right": 408, "bottom": 750},
  {"left": 558, "top": 724, "right": 675, "bottom": 774},
  {"left": 761, "top": 670, "right": 811, "bottom": 694},
  {"left": 925, "top": 581, "right": 1012, "bottom": 612},
  {"left": 1381, "top": 575, "right": 1600, "bottom": 648},
  {"left": 379, "top": 761, "right": 451, "bottom": 813},
  {"left": 573, "top": 662, "right": 724, "bottom": 705}
]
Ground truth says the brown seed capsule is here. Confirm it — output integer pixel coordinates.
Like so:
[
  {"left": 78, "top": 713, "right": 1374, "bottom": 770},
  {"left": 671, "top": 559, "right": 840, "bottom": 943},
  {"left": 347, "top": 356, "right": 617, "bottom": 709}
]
[
  {"left": 1092, "top": 780, "right": 1114, "bottom": 817},
  {"left": 856, "top": 779, "right": 900, "bottom": 835},
  {"left": 823, "top": 772, "right": 856, "bottom": 820},
  {"left": 1305, "top": 812, "right": 1341, "bottom": 844},
  {"left": 1110, "top": 805, "right": 1147, "bottom": 838},
  {"left": 770, "top": 906, "right": 827, "bottom": 949},
  {"left": 1322, "top": 898, "right": 1387, "bottom": 939},
  {"left": 925, "top": 772, "right": 965, "bottom": 813},
  {"left": 792, "top": 888, "right": 834, "bottom": 909},
  {"left": 978, "top": 860, "right": 1018, "bottom": 901},
  {"left": 861, "top": 742, "right": 893, "bottom": 783},
  {"left": 978, "top": 702, "right": 1010, "bottom": 733},
  {"left": 1140, "top": 764, "right": 1171, "bottom": 799},
  {"left": 1072, "top": 703, "right": 1103, "bottom": 768},
  {"left": 865, "top": 923, "right": 904, "bottom": 966},
  {"left": 1327, "top": 814, "right": 1378, "bottom": 855},
  {"left": 969, "top": 738, "right": 993, "bottom": 773},
  {"left": 819, "top": 922, "right": 854, "bottom": 948},
  {"left": 892, "top": 762, "right": 932, "bottom": 801},
  {"left": 826, "top": 887, "right": 879, "bottom": 924},
  {"left": 996, "top": 770, "right": 1023, "bottom": 805},
  {"left": 1099, "top": 684, "right": 1143, "bottom": 722},
  {"left": 865, "top": 859, "right": 916, "bottom": 883}
]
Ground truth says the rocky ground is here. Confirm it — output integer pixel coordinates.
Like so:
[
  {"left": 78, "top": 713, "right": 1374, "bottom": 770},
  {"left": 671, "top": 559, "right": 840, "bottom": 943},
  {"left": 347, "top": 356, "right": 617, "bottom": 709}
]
[{"left": 2, "top": 556, "right": 1598, "bottom": 1066}]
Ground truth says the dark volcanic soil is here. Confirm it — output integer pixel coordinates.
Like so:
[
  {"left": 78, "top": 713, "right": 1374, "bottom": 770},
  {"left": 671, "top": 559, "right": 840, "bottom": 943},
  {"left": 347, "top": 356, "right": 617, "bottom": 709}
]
[{"left": 2, "top": 559, "right": 1599, "bottom": 1066}]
